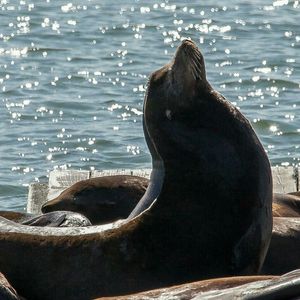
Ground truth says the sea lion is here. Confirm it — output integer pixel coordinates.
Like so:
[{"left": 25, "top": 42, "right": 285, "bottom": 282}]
[
  {"left": 41, "top": 175, "right": 149, "bottom": 224},
  {"left": 0, "top": 272, "right": 23, "bottom": 300},
  {"left": 42, "top": 189, "right": 300, "bottom": 223},
  {"left": 261, "top": 217, "right": 300, "bottom": 275},
  {"left": 40, "top": 178, "right": 300, "bottom": 223},
  {"left": 0, "top": 211, "right": 91, "bottom": 227},
  {"left": 2, "top": 192, "right": 297, "bottom": 229},
  {"left": 20, "top": 211, "right": 92, "bottom": 227},
  {"left": 98, "top": 270, "right": 300, "bottom": 300},
  {"left": 0, "top": 39, "right": 272, "bottom": 300},
  {"left": 0, "top": 211, "right": 33, "bottom": 223},
  {"left": 273, "top": 192, "right": 300, "bottom": 217},
  {"left": 98, "top": 275, "right": 276, "bottom": 300},
  {"left": 139, "top": 38, "right": 272, "bottom": 274}
]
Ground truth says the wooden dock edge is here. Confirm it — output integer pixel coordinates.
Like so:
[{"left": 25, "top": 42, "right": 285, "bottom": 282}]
[{"left": 27, "top": 166, "right": 298, "bottom": 214}]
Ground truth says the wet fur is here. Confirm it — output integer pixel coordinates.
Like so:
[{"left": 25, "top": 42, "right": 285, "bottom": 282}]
[{"left": 0, "top": 40, "right": 273, "bottom": 299}]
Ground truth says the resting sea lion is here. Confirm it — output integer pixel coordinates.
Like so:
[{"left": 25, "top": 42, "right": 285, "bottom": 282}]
[
  {"left": 20, "top": 211, "right": 92, "bottom": 227},
  {"left": 273, "top": 192, "right": 300, "bottom": 217},
  {"left": 0, "top": 39, "right": 272, "bottom": 300},
  {"left": 98, "top": 270, "right": 300, "bottom": 300},
  {"left": 40, "top": 180, "right": 300, "bottom": 224},
  {"left": 0, "top": 211, "right": 91, "bottom": 227},
  {"left": 41, "top": 175, "right": 149, "bottom": 224},
  {"left": 261, "top": 217, "right": 300, "bottom": 275},
  {"left": 0, "top": 272, "right": 23, "bottom": 300},
  {"left": 0, "top": 211, "right": 33, "bottom": 223},
  {"left": 42, "top": 189, "right": 300, "bottom": 223},
  {"left": 98, "top": 275, "right": 276, "bottom": 300}
]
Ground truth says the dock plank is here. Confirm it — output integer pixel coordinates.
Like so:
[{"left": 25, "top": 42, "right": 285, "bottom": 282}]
[
  {"left": 91, "top": 169, "right": 151, "bottom": 179},
  {"left": 272, "top": 166, "right": 297, "bottom": 193},
  {"left": 27, "top": 183, "right": 49, "bottom": 214}
]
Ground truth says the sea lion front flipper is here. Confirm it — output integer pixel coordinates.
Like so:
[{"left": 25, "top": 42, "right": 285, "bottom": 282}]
[
  {"left": 21, "top": 213, "right": 66, "bottom": 227},
  {"left": 21, "top": 211, "right": 92, "bottom": 227}
]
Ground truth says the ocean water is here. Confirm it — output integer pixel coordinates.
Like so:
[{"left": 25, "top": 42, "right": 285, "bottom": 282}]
[{"left": 0, "top": 0, "right": 299, "bottom": 211}]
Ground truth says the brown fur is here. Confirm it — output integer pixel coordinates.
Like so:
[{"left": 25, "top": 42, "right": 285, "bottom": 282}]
[
  {"left": 0, "top": 211, "right": 29, "bottom": 223},
  {"left": 272, "top": 192, "right": 300, "bottom": 217},
  {"left": 262, "top": 217, "right": 300, "bottom": 275},
  {"left": 0, "top": 40, "right": 272, "bottom": 300},
  {"left": 98, "top": 275, "right": 276, "bottom": 300},
  {"left": 42, "top": 175, "right": 149, "bottom": 224},
  {"left": 0, "top": 271, "right": 24, "bottom": 300}
]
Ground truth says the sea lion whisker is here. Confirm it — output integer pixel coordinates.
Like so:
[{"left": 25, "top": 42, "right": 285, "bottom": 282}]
[
  {"left": 184, "top": 45, "right": 201, "bottom": 60},
  {"left": 190, "top": 50, "right": 202, "bottom": 67},
  {"left": 191, "top": 57, "right": 203, "bottom": 76},
  {"left": 189, "top": 57, "right": 202, "bottom": 79},
  {"left": 190, "top": 68, "right": 198, "bottom": 81},
  {"left": 190, "top": 63, "right": 200, "bottom": 80},
  {"left": 192, "top": 49, "right": 202, "bottom": 61},
  {"left": 181, "top": 47, "right": 201, "bottom": 79},
  {"left": 184, "top": 47, "right": 203, "bottom": 74},
  {"left": 192, "top": 57, "right": 202, "bottom": 72}
]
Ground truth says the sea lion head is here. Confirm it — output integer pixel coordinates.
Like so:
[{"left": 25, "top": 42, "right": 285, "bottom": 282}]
[
  {"left": 147, "top": 39, "right": 208, "bottom": 108},
  {"left": 144, "top": 39, "right": 209, "bottom": 158},
  {"left": 144, "top": 39, "right": 210, "bottom": 130},
  {"left": 172, "top": 39, "right": 207, "bottom": 86},
  {"left": 42, "top": 176, "right": 150, "bottom": 224}
]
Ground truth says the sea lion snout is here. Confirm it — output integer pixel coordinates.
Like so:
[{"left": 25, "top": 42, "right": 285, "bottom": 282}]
[
  {"left": 180, "top": 39, "right": 197, "bottom": 48},
  {"left": 172, "top": 39, "right": 206, "bottom": 90},
  {"left": 41, "top": 201, "right": 51, "bottom": 213},
  {"left": 41, "top": 202, "right": 52, "bottom": 213},
  {"left": 41, "top": 198, "right": 69, "bottom": 213},
  {"left": 41, "top": 203, "right": 48, "bottom": 213}
]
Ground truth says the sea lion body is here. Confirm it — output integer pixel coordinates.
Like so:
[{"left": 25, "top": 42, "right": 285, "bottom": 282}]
[
  {"left": 0, "top": 272, "right": 23, "bottom": 300},
  {"left": 0, "top": 211, "right": 91, "bottom": 227},
  {"left": 0, "top": 211, "right": 34, "bottom": 223},
  {"left": 143, "top": 40, "right": 272, "bottom": 275},
  {"left": 42, "top": 175, "right": 149, "bottom": 224},
  {"left": 273, "top": 192, "right": 300, "bottom": 217},
  {"left": 99, "top": 275, "right": 276, "bottom": 300},
  {"left": 21, "top": 211, "right": 92, "bottom": 227},
  {"left": 0, "top": 40, "right": 272, "bottom": 299},
  {"left": 262, "top": 217, "right": 300, "bottom": 275},
  {"left": 40, "top": 188, "right": 300, "bottom": 224},
  {"left": 99, "top": 271, "right": 300, "bottom": 300}
]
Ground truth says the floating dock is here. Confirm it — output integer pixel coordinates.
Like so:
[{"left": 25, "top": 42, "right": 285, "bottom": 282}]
[{"left": 27, "top": 166, "right": 298, "bottom": 214}]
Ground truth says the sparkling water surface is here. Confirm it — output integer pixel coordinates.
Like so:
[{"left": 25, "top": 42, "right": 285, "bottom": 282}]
[{"left": 0, "top": 0, "right": 300, "bottom": 210}]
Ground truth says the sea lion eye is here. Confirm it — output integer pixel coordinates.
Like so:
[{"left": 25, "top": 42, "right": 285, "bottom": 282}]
[{"left": 165, "top": 109, "right": 172, "bottom": 120}]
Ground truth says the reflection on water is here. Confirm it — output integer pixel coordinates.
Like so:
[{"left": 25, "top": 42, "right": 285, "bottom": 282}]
[{"left": 0, "top": 1, "right": 299, "bottom": 210}]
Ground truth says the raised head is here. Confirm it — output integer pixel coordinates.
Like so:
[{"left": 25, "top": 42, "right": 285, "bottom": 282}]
[
  {"left": 147, "top": 39, "right": 208, "bottom": 105},
  {"left": 172, "top": 39, "right": 206, "bottom": 84}
]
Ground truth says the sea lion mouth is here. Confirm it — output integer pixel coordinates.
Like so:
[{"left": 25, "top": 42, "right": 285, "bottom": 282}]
[{"left": 172, "top": 39, "right": 206, "bottom": 83}]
